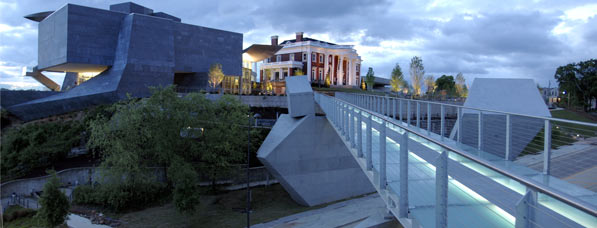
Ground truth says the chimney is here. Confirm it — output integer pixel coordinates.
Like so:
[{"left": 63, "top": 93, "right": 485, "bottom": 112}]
[
  {"left": 296, "top": 32, "right": 303, "bottom": 42},
  {"left": 271, "top": 35, "right": 278, "bottom": 46}
]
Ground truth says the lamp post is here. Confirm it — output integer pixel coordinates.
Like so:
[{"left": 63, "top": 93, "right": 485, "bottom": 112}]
[{"left": 247, "top": 113, "right": 261, "bottom": 228}]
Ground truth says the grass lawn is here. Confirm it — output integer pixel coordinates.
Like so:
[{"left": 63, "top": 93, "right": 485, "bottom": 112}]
[
  {"left": 519, "top": 109, "right": 597, "bottom": 156},
  {"left": 117, "top": 184, "right": 336, "bottom": 228},
  {"left": 551, "top": 109, "right": 597, "bottom": 123}
]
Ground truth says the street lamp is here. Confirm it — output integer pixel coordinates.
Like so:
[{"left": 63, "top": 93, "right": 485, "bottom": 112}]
[{"left": 247, "top": 113, "right": 261, "bottom": 228}]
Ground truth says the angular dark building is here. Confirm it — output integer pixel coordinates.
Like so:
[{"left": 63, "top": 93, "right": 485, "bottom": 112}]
[{"left": 8, "top": 2, "right": 242, "bottom": 121}]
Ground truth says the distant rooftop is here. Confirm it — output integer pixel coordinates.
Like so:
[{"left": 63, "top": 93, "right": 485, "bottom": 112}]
[{"left": 280, "top": 37, "right": 337, "bottom": 46}]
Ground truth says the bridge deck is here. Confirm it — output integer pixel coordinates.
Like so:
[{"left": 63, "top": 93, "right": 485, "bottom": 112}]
[{"left": 316, "top": 93, "right": 597, "bottom": 228}]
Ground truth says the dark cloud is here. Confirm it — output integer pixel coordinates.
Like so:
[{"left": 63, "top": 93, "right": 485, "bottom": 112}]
[{"left": 1, "top": 0, "right": 596, "bottom": 89}]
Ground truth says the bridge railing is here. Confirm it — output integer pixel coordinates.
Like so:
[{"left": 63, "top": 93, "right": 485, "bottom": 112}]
[
  {"left": 335, "top": 92, "right": 597, "bottom": 176},
  {"left": 316, "top": 92, "right": 597, "bottom": 228}
]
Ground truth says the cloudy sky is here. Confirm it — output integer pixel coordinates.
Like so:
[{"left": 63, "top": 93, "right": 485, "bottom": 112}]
[{"left": 1, "top": 0, "right": 596, "bottom": 90}]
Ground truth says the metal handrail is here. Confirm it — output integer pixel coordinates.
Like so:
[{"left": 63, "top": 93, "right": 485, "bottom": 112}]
[
  {"left": 316, "top": 92, "right": 597, "bottom": 217},
  {"left": 348, "top": 93, "right": 597, "bottom": 128}
]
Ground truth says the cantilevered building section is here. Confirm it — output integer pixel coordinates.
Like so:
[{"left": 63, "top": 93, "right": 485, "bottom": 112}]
[{"left": 9, "top": 2, "right": 242, "bottom": 121}]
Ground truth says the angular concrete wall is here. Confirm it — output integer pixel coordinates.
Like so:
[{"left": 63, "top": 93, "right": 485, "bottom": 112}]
[
  {"left": 258, "top": 114, "right": 374, "bottom": 206},
  {"left": 9, "top": 2, "right": 242, "bottom": 121}
]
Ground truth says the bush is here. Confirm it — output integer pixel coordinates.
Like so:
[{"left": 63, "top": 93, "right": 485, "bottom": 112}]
[
  {"left": 1, "top": 121, "right": 84, "bottom": 181},
  {"left": 72, "top": 182, "right": 169, "bottom": 212},
  {"left": 36, "top": 171, "right": 70, "bottom": 227},
  {"left": 2, "top": 205, "right": 37, "bottom": 222}
]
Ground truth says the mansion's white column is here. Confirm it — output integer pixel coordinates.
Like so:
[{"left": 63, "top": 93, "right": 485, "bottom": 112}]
[
  {"left": 323, "top": 52, "right": 328, "bottom": 82},
  {"left": 307, "top": 50, "right": 312, "bottom": 81},
  {"left": 339, "top": 55, "right": 344, "bottom": 85},
  {"left": 279, "top": 68, "right": 283, "bottom": 80},
  {"left": 330, "top": 55, "right": 336, "bottom": 85},
  {"left": 348, "top": 59, "right": 353, "bottom": 86}
]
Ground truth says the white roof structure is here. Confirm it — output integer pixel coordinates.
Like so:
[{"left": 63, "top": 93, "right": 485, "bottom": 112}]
[{"left": 464, "top": 78, "right": 551, "bottom": 117}]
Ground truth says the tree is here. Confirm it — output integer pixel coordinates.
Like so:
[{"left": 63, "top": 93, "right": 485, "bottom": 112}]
[
  {"left": 390, "top": 63, "right": 404, "bottom": 92},
  {"left": 435, "top": 75, "right": 456, "bottom": 98},
  {"left": 208, "top": 63, "right": 225, "bottom": 93},
  {"left": 37, "top": 171, "right": 70, "bottom": 227},
  {"left": 424, "top": 75, "right": 435, "bottom": 96},
  {"left": 88, "top": 86, "right": 251, "bottom": 213},
  {"left": 455, "top": 72, "right": 467, "bottom": 97},
  {"left": 554, "top": 59, "right": 597, "bottom": 111},
  {"left": 365, "top": 67, "right": 375, "bottom": 91},
  {"left": 361, "top": 78, "right": 366, "bottom": 90},
  {"left": 409, "top": 56, "right": 425, "bottom": 96},
  {"left": 324, "top": 72, "right": 331, "bottom": 87}
]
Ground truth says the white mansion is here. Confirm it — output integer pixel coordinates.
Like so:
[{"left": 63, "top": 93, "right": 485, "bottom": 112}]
[{"left": 243, "top": 32, "right": 362, "bottom": 88}]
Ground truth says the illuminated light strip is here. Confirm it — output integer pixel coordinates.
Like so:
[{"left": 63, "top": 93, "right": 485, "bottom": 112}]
[{"left": 386, "top": 136, "right": 516, "bottom": 224}]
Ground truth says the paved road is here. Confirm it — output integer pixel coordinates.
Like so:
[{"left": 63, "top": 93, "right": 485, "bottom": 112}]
[{"left": 528, "top": 146, "right": 597, "bottom": 191}]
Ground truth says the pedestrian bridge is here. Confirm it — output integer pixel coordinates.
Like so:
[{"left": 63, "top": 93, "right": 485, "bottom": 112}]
[{"left": 314, "top": 92, "right": 597, "bottom": 228}]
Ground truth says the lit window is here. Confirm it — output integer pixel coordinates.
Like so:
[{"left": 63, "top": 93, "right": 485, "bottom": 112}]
[
  {"left": 319, "top": 55, "right": 323, "bottom": 63},
  {"left": 319, "top": 69, "right": 323, "bottom": 80},
  {"left": 312, "top": 53, "right": 316, "bottom": 62},
  {"left": 276, "top": 55, "right": 281, "bottom": 62},
  {"left": 302, "top": 52, "right": 307, "bottom": 62},
  {"left": 290, "top": 53, "right": 294, "bottom": 61}
]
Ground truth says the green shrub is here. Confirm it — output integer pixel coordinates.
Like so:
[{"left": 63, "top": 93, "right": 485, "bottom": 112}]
[
  {"left": 72, "top": 182, "right": 169, "bottom": 212},
  {"left": 1, "top": 121, "right": 84, "bottom": 181},
  {"left": 36, "top": 171, "right": 70, "bottom": 227},
  {"left": 2, "top": 205, "right": 37, "bottom": 222}
]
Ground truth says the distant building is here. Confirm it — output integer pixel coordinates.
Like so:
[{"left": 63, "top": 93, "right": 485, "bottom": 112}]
[
  {"left": 8, "top": 2, "right": 242, "bottom": 121},
  {"left": 540, "top": 87, "right": 559, "bottom": 107},
  {"left": 243, "top": 32, "right": 362, "bottom": 94}
]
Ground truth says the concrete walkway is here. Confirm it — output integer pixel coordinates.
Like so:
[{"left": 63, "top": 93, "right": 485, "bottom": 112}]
[{"left": 252, "top": 194, "right": 400, "bottom": 228}]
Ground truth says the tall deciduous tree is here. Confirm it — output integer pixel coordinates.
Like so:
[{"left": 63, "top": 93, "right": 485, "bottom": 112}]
[
  {"left": 88, "top": 86, "right": 251, "bottom": 213},
  {"left": 455, "top": 72, "right": 467, "bottom": 97},
  {"left": 37, "top": 171, "right": 70, "bottom": 227},
  {"left": 365, "top": 67, "right": 375, "bottom": 91},
  {"left": 390, "top": 63, "right": 404, "bottom": 92},
  {"left": 409, "top": 56, "right": 425, "bottom": 96},
  {"left": 208, "top": 63, "right": 225, "bottom": 93},
  {"left": 554, "top": 59, "right": 597, "bottom": 111},
  {"left": 424, "top": 75, "right": 435, "bottom": 95}
]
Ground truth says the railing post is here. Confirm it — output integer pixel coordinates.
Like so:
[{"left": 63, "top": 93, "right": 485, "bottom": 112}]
[
  {"left": 506, "top": 114, "right": 511, "bottom": 160},
  {"left": 478, "top": 111, "right": 483, "bottom": 150},
  {"left": 399, "top": 131, "right": 409, "bottom": 218},
  {"left": 427, "top": 103, "right": 431, "bottom": 135},
  {"left": 382, "top": 96, "right": 386, "bottom": 115},
  {"left": 407, "top": 100, "right": 411, "bottom": 126},
  {"left": 515, "top": 190, "right": 537, "bottom": 228},
  {"left": 416, "top": 101, "right": 421, "bottom": 128},
  {"left": 436, "top": 151, "right": 448, "bottom": 228},
  {"left": 457, "top": 107, "right": 463, "bottom": 143},
  {"left": 380, "top": 119, "right": 387, "bottom": 190},
  {"left": 543, "top": 120, "right": 552, "bottom": 175},
  {"left": 440, "top": 104, "right": 445, "bottom": 141},
  {"left": 349, "top": 107, "right": 354, "bottom": 147},
  {"left": 367, "top": 114, "right": 373, "bottom": 171},
  {"left": 399, "top": 100, "right": 403, "bottom": 122},
  {"left": 344, "top": 104, "right": 348, "bottom": 137},
  {"left": 358, "top": 110, "right": 363, "bottom": 157},
  {"left": 393, "top": 98, "right": 397, "bottom": 119}
]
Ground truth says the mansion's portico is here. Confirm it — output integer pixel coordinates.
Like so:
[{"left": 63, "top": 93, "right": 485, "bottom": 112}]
[{"left": 247, "top": 32, "right": 362, "bottom": 87}]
